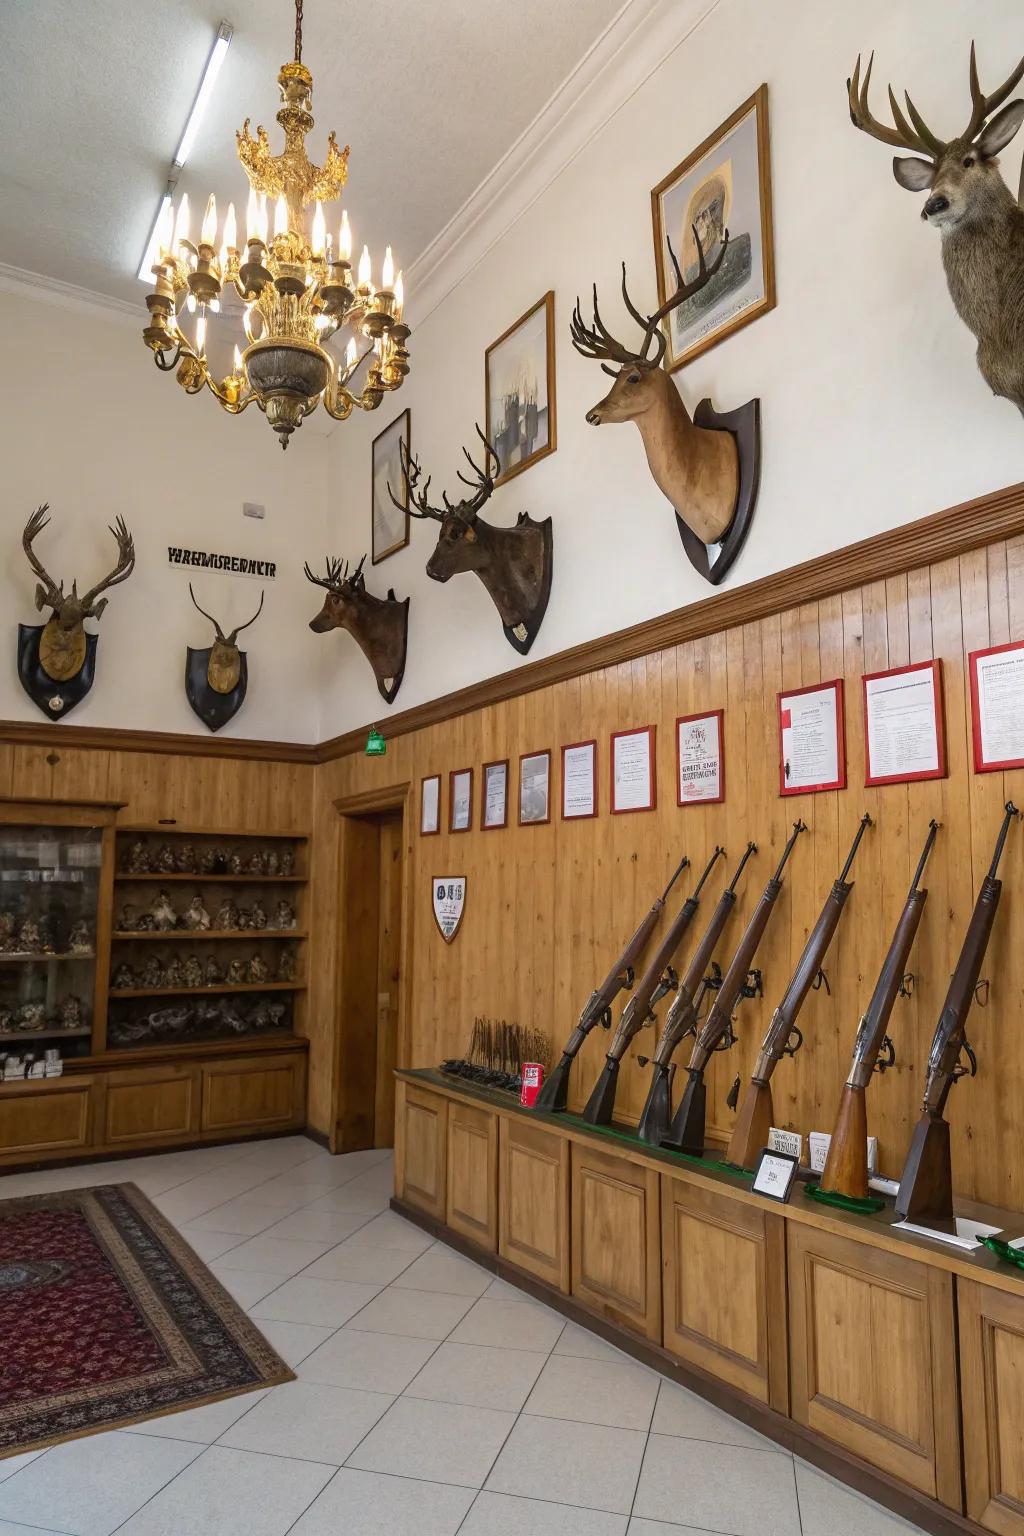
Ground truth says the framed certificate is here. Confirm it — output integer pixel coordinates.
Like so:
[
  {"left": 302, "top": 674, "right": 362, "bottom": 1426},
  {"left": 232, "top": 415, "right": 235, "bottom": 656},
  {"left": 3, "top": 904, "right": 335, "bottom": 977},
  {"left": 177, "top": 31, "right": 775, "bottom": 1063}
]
[
  {"left": 611, "top": 725, "right": 656, "bottom": 814},
  {"left": 518, "top": 749, "right": 551, "bottom": 826},
  {"left": 863, "top": 661, "right": 946, "bottom": 786},
  {"left": 778, "top": 680, "right": 845, "bottom": 796},
  {"left": 449, "top": 768, "right": 473, "bottom": 833},
  {"left": 677, "top": 710, "right": 724, "bottom": 805},
  {"left": 969, "top": 641, "right": 1024, "bottom": 772},
  {"left": 481, "top": 759, "right": 509, "bottom": 830},
  {"left": 420, "top": 774, "right": 440, "bottom": 836},
  {"left": 561, "top": 739, "right": 597, "bottom": 819}
]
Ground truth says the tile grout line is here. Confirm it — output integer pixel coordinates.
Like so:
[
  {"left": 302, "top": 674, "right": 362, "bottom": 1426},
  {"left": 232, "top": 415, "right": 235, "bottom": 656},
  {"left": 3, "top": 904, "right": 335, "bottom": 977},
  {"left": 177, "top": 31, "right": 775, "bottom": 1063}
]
[{"left": 625, "top": 1371, "right": 663, "bottom": 1530}]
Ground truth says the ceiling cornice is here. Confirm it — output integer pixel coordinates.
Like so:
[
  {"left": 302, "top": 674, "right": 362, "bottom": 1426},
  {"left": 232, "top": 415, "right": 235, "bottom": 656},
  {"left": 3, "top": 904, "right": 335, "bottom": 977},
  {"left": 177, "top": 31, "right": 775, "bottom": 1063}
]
[
  {"left": 405, "top": 0, "right": 723, "bottom": 325},
  {"left": 0, "top": 259, "right": 140, "bottom": 326}
]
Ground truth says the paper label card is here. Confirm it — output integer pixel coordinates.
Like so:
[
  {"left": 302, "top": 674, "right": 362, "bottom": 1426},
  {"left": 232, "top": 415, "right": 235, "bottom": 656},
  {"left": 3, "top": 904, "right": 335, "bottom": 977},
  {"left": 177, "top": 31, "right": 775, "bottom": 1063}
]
[
  {"left": 561, "top": 740, "right": 597, "bottom": 819},
  {"left": 420, "top": 775, "right": 440, "bottom": 836},
  {"left": 778, "top": 680, "right": 845, "bottom": 796},
  {"left": 449, "top": 768, "right": 472, "bottom": 832},
  {"left": 863, "top": 661, "right": 945, "bottom": 786},
  {"left": 970, "top": 641, "right": 1024, "bottom": 772},
  {"left": 519, "top": 750, "right": 551, "bottom": 826},
  {"left": 677, "top": 711, "right": 724, "bottom": 805},
  {"left": 482, "top": 760, "right": 508, "bottom": 830},
  {"left": 432, "top": 876, "right": 466, "bottom": 942},
  {"left": 751, "top": 1148, "right": 799, "bottom": 1203},
  {"left": 611, "top": 726, "right": 656, "bottom": 813},
  {"left": 768, "top": 1127, "right": 802, "bottom": 1161}
]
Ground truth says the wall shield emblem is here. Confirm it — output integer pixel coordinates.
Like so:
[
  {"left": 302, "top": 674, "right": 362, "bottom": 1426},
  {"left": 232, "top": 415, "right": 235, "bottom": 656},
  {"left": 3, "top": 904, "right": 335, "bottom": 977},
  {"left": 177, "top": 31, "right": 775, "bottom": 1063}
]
[
  {"left": 18, "top": 623, "right": 97, "bottom": 719},
  {"left": 185, "top": 646, "right": 249, "bottom": 733},
  {"left": 432, "top": 876, "right": 467, "bottom": 943}
]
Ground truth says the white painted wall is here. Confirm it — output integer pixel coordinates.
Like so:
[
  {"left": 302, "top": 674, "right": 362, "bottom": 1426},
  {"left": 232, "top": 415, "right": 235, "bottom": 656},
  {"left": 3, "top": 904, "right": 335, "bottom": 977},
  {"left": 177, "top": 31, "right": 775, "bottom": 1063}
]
[
  {"left": 323, "top": 0, "right": 1024, "bottom": 736},
  {"left": 0, "top": 292, "right": 329, "bottom": 742}
]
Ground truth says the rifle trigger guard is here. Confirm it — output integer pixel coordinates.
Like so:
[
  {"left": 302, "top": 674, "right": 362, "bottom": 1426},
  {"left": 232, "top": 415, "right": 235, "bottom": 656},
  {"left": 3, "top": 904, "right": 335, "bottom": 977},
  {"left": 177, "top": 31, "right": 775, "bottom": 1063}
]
[
  {"left": 955, "top": 1039, "right": 978, "bottom": 1080},
  {"left": 974, "top": 978, "right": 990, "bottom": 1009},
  {"left": 599, "top": 1007, "right": 612, "bottom": 1031},
  {"left": 783, "top": 1023, "right": 804, "bottom": 1058},
  {"left": 726, "top": 1075, "right": 742, "bottom": 1110},
  {"left": 899, "top": 971, "right": 915, "bottom": 999},
  {"left": 812, "top": 968, "right": 831, "bottom": 996},
  {"left": 705, "top": 962, "right": 724, "bottom": 993},
  {"left": 873, "top": 1035, "right": 896, "bottom": 1075},
  {"left": 713, "top": 1016, "right": 738, "bottom": 1053},
  {"left": 623, "top": 965, "right": 635, "bottom": 991},
  {"left": 743, "top": 968, "right": 763, "bottom": 999}
]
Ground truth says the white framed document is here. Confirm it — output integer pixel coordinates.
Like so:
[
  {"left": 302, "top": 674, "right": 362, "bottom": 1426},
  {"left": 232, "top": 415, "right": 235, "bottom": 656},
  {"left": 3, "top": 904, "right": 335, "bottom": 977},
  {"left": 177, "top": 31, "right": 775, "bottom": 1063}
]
[
  {"left": 969, "top": 641, "right": 1024, "bottom": 772},
  {"left": 518, "top": 749, "right": 551, "bottom": 826},
  {"left": 561, "top": 739, "right": 597, "bottom": 819},
  {"left": 449, "top": 768, "right": 473, "bottom": 832},
  {"left": 481, "top": 759, "right": 509, "bottom": 830},
  {"left": 420, "top": 774, "right": 440, "bottom": 836},
  {"left": 611, "top": 725, "right": 656, "bottom": 813},
  {"left": 677, "top": 710, "right": 724, "bottom": 805},
  {"left": 778, "top": 680, "right": 845, "bottom": 796},
  {"left": 863, "top": 661, "right": 946, "bottom": 786}
]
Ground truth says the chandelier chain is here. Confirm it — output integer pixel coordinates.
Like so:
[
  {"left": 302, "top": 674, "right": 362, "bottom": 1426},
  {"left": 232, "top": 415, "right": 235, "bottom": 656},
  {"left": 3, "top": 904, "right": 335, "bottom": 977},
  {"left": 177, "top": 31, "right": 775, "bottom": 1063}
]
[{"left": 295, "top": 0, "right": 303, "bottom": 62}]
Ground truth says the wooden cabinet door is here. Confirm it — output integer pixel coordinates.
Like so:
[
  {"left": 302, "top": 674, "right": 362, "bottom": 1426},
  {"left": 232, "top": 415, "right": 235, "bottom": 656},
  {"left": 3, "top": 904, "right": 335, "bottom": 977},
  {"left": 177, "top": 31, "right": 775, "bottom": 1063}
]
[
  {"left": 200, "top": 1052, "right": 306, "bottom": 1135},
  {"left": 499, "top": 1117, "right": 570, "bottom": 1292},
  {"left": 0, "top": 1078, "right": 93, "bottom": 1159},
  {"left": 662, "top": 1174, "right": 788, "bottom": 1410},
  {"left": 788, "top": 1223, "right": 961, "bottom": 1508},
  {"left": 959, "top": 1277, "right": 1024, "bottom": 1533},
  {"left": 395, "top": 1081, "right": 448, "bottom": 1220},
  {"left": 104, "top": 1065, "right": 199, "bottom": 1147},
  {"left": 571, "top": 1142, "right": 661, "bottom": 1341},
  {"left": 446, "top": 1099, "right": 498, "bottom": 1252}
]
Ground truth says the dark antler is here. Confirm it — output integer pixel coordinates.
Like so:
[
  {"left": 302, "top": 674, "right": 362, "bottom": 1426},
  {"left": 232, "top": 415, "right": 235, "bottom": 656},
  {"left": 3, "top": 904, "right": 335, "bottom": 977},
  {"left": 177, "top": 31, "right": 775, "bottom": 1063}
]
[
  {"left": 303, "top": 556, "right": 348, "bottom": 590},
  {"left": 846, "top": 44, "right": 1024, "bottom": 158},
  {"left": 225, "top": 588, "right": 265, "bottom": 645},
  {"left": 188, "top": 583, "right": 226, "bottom": 642},
  {"left": 388, "top": 440, "right": 444, "bottom": 522},
  {"left": 454, "top": 425, "right": 501, "bottom": 516},
  {"left": 80, "top": 517, "right": 136, "bottom": 619},
  {"left": 389, "top": 428, "right": 500, "bottom": 523},
  {"left": 22, "top": 505, "right": 65, "bottom": 613},
  {"left": 962, "top": 41, "right": 1024, "bottom": 143},
  {"left": 642, "top": 228, "right": 729, "bottom": 367}
]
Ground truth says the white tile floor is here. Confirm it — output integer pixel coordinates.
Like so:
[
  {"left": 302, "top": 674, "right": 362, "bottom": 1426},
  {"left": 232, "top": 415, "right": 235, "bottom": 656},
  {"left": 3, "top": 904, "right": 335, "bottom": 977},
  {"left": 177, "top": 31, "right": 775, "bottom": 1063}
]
[{"left": 0, "top": 1134, "right": 931, "bottom": 1536}]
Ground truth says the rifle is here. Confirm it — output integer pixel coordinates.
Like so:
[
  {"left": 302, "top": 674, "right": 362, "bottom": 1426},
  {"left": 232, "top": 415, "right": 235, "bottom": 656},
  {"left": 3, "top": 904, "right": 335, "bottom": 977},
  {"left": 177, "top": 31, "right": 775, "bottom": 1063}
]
[
  {"left": 581, "top": 847, "right": 726, "bottom": 1126},
  {"left": 636, "top": 841, "right": 758, "bottom": 1144},
  {"left": 534, "top": 852, "right": 690, "bottom": 1113},
  {"left": 661, "top": 821, "right": 806, "bottom": 1155},
  {"left": 896, "top": 801, "right": 1019, "bottom": 1230},
  {"left": 820, "top": 819, "right": 939, "bottom": 1201},
  {"left": 726, "top": 812, "right": 873, "bottom": 1171}
]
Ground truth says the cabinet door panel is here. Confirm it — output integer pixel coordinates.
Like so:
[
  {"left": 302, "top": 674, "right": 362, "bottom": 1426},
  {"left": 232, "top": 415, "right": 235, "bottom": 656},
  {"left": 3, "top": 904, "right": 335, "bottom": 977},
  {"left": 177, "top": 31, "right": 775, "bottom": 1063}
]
[
  {"left": 0, "top": 1081, "right": 92, "bottom": 1156},
  {"left": 105, "top": 1069, "right": 198, "bottom": 1146},
  {"left": 571, "top": 1143, "right": 660, "bottom": 1340},
  {"left": 499, "top": 1118, "right": 570, "bottom": 1292},
  {"left": 201, "top": 1054, "right": 305, "bottom": 1134},
  {"left": 395, "top": 1082, "right": 448, "bottom": 1220},
  {"left": 959, "top": 1277, "right": 1024, "bottom": 1533},
  {"left": 447, "top": 1100, "right": 498, "bottom": 1251}
]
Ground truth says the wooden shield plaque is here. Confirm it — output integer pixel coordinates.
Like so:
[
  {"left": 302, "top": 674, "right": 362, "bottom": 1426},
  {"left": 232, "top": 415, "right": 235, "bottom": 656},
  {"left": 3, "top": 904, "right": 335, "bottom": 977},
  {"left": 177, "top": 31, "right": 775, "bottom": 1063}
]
[{"left": 432, "top": 876, "right": 467, "bottom": 943}]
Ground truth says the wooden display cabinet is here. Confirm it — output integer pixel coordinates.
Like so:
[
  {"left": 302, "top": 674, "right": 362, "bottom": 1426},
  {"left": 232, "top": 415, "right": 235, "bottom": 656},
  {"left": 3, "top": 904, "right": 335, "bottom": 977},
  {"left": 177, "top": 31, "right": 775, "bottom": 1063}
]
[
  {"left": 394, "top": 1078, "right": 448, "bottom": 1219},
  {"left": 498, "top": 1116, "right": 570, "bottom": 1292},
  {"left": 571, "top": 1140, "right": 662, "bottom": 1341},
  {"left": 446, "top": 1096, "right": 498, "bottom": 1251},
  {"left": 958, "top": 1277, "right": 1024, "bottom": 1533}
]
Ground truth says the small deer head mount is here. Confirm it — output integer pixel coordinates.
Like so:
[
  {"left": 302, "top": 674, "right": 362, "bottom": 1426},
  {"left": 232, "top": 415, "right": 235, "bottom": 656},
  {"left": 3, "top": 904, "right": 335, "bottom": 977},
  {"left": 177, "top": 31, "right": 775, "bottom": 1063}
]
[
  {"left": 305, "top": 554, "right": 410, "bottom": 704},
  {"left": 21, "top": 505, "right": 136, "bottom": 682},
  {"left": 188, "top": 585, "right": 264, "bottom": 694},
  {"left": 570, "top": 232, "right": 761, "bottom": 584},
  {"left": 848, "top": 45, "right": 1024, "bottom": 416},
  {"left": 184, "top": 584, "right": 264, "bottom": 733},
  {"left": 389, "top": 427, "right": 553, "bottom": 654}
]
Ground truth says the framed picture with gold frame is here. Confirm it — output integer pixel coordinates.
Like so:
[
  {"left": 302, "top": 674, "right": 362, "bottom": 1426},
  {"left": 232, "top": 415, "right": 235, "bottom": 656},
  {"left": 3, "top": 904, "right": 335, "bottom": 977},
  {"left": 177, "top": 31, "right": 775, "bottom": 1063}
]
[
  {"left": 371, "top": 409, "right": 410, "bottom": 565},
  {"left": 484, "top": 292, "right": 556, "bottom": 486},
  {"left": 650, "top": 84, "right": 774, "bottom": 373}
]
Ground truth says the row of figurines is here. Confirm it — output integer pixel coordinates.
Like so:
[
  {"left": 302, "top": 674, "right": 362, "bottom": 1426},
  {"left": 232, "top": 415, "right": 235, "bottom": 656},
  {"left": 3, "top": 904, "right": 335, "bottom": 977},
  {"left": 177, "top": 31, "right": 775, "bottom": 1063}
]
[
  {"left": 116, "top": 893, "right": 297, "bottom": 933},
  {"left": 108, "top": 996, "right": 290, "bottom": 1048},
  {"left": 120, "top": 840, "right": 297, "bottom": 877},
  {"left": 111, "top": 948, "right": 298, "bottom": 990},
  {"left": 1, "top": 995, "right": 87, "bottom": 1033},
  {"left": 1, "top": 1048, "right": 64, "bottom": 1081},
  {"left": 0, "top": 912, "right": 92, "bottom": 956}
]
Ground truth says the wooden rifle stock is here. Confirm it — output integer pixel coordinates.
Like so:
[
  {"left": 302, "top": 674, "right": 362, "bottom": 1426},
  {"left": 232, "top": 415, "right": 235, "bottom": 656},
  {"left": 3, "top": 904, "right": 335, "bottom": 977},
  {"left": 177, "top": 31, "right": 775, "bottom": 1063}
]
[
  {"left": 581, "top": 849, "right": 724, "bottom": 1126},
  {"left": 896, "top": 802, "right": 1018, "bottom": 1229},
  {"left": 535, "top": 852, "right": 689, "bottom": 1112},
  {"left": 820, "top": 820, "right": 938, "bottom": 1199},
  {"left": 726, "top": 813, "right": 872, "bottom": 1171}
]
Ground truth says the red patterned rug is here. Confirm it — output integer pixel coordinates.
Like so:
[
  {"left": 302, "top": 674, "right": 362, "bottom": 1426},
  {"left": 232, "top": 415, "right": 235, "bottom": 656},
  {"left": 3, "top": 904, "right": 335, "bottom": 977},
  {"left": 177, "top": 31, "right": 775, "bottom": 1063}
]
[{"left": 0, "top": 1183, "right": 292, "bottom": 1457}]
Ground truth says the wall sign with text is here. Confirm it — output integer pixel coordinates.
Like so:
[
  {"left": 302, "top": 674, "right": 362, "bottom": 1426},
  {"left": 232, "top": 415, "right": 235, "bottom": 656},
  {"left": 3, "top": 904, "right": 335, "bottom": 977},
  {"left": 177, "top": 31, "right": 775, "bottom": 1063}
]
[
  {"left": 167, "top": 546, "right": 276, "bottom": 578},
  {"left": 863, "top": 660, "right": 946, "bottom": 786},
  {"left": 561, "top": 740, "right": 597, "bottom": 819},
  {"left": 432, "top": 876, "right": 466, "bottom": 942},
  {"left": 969, "top": 641, "right": 1024, "bottom": 772},
  {"left": 778, "top": 679, "right": 845, "bottom": 796},
  {"left": 420, "top": 774, "right": 440, "bottom": 836},
  {"left": 481, "top": 759, "right": 509, "bottom": 830},
  {"left": 677, "top": 710, "right": 724, "bottom": 805},
  {"left": 611, "top": 726, "right": 656, "bottom": 813}
]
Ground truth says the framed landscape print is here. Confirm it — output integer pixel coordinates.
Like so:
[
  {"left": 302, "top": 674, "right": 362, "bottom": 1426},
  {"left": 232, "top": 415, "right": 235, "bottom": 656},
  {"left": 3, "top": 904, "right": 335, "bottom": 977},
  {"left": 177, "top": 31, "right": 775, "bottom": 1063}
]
[
  {"left": 371, "top": 409, "right": 410, "bottom": 565},
  {"left": 485, "top": 292, "right": 556, "bottom": 486},
  {"left": 651, "top": 84, "right": 774, "bottom": 372}
]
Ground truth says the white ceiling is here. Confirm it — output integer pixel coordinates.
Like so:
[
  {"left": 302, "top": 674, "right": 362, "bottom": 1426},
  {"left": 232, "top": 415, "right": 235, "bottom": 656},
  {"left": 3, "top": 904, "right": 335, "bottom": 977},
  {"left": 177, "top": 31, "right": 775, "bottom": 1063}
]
[{"left": 0, "top": 0, "right": 624, "bottom": 307}]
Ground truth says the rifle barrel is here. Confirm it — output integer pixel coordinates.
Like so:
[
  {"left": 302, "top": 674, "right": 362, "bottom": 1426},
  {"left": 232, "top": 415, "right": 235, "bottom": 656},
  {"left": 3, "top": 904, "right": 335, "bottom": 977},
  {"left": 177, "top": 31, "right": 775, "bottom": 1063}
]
[
  {"left": 691, "top": 846, "right": 726, "bottom": 900},
  {"left": 909, "top": 819, "right": 940, "bottom": 896},
  {"left": 727, "top": 841, "right": 758, "bottom": 893},
  {"left": 839, "top": 813, "right": 873, "bottom": 884},
  {"left": 660, "top": 853, "right": 691, "bottom": 904},
  {"left": 988, "top": 802, "right": 1020, "bottom": 880},
  {"left": 773, "top": 820, "right": 806, "bottom": 881}
]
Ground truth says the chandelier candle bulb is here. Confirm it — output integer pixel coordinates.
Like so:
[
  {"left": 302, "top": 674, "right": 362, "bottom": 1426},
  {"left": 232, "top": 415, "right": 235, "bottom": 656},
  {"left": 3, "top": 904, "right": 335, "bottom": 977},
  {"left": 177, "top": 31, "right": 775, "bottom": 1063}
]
[
  {"left": 173, "top": 193, "right": 191, "bottom": 254},
  {"left": 338, "top": 209, "right": 352, "bottom": 261},
  {"left": 357, "top": 245, "right": 372, "bottom": 288},
  {"left": 201, "top": 194, "right": 218, "bottom": 247},
  {"left": 381, "top": 246, "right": 395, "bottom": 290},
  {"left": 274, "top": 194, "right": 289, "bottom": 238},
  {"left": 311, "top": 202, "right": 326, "bottom": 257},
  {"left": 394, "top": 271, "right": 404, "bottom": 319}
]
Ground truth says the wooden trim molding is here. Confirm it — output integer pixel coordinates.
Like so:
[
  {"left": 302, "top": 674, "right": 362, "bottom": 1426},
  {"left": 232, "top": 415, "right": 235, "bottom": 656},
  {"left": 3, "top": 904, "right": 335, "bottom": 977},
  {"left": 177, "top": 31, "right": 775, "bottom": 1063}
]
[{"left": 0, "top": 717, "right": 315, "bottom": 765}]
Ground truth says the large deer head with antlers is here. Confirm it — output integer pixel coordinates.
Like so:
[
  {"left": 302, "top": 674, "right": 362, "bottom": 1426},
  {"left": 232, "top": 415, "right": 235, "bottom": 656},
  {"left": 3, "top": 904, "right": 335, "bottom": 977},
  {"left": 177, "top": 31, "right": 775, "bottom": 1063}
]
[
  {"left": 21, "top": 506, "right": 136, "bottom": 682},
  {"left": 848, "top": 44, "right": 1024, "bottom": 416},
  {"left": 304, "top": 554, "right": 410, "bottom": 704},
  {"left": 390, "top": 427, "right": 553, "bottom": 654}
]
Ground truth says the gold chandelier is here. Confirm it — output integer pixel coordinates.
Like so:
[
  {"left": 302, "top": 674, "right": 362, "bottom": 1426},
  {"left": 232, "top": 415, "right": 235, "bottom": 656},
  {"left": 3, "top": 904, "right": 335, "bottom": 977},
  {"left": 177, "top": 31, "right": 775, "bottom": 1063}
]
[{"left": 141, "top": 0, "right": 410, "bottom": 448}]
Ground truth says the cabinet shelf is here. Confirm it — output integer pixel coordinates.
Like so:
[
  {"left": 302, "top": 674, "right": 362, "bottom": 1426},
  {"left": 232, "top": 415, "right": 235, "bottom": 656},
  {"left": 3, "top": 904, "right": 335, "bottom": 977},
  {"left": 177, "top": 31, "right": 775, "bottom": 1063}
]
[
  {"left": 0, "top": 951, "right": 95, "bottom": 964},
  {"left": 0, "top": 1026, "right": 91, "bottom": 1043},
  {"left": 115, "top": 874, "right": 306, "bottom": 884},
  {"left": 111, "top": 930, "right": 304, "bottom": 943},
  {"left": 109, "top": 981, "right": 304, "bottom": 998}
]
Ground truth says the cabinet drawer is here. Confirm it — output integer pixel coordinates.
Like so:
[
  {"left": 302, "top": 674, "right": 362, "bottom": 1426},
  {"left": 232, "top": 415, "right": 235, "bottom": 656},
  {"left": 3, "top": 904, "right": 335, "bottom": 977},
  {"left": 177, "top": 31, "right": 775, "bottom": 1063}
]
[
  {"left": 105, "top": 1068, "right": 198, "bottom": 1146},
  {"left": 0, "top": 1079, "right": 93, "bottom": 1157},
  {"left": 499, "top": 1117, "right": 570, "bottom": 1292},
  {"left": 200, "top": 1052, "right": 306, "bottom": 1134},
  {"left": 395, "top": 1081, "right": 448, "bottom": 1220}
]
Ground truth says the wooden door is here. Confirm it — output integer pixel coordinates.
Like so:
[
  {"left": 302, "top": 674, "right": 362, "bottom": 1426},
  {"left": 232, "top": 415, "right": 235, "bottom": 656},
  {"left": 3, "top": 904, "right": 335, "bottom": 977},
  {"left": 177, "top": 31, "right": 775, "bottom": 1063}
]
[
  {"left": 959, "top": 1277, "right": 1024, "bottom": 1533},
  {"left": 374, "top": 813, "right": 402, "bottom": 1147}
]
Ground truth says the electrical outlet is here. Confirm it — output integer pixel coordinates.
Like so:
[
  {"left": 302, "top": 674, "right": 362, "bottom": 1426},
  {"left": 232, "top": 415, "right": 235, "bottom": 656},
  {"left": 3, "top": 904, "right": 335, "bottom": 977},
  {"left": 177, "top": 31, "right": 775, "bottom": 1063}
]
[{"left": 243, "top": 502, "right": 265, "bottom": 520}]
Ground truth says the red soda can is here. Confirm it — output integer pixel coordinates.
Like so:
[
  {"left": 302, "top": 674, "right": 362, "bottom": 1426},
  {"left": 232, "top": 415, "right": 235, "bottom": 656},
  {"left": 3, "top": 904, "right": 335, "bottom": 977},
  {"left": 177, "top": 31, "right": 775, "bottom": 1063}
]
[{"left": 520, "top": 1062, "right": 544, "bottom": 1107}]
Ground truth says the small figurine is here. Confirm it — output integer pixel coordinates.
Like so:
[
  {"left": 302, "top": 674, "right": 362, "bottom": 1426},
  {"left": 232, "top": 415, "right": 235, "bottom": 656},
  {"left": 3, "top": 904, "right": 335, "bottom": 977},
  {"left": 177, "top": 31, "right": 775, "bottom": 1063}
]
[
  {"left": 250, "top": 999, "right": 288, "bottom": 1031},
  {"left": 17, "top": 918, "right": 41, "bottom": 954},
  {"left": 199, "top": 846, "right": 216, "bottom": 874},
  {"left": 248, "top": 954, "right": 270, "bottom": 983},
  {"left": 236, "top": 906, "right": 251, "bottom": 930},
  {"left": 247, "top": 848, "right": 266, "bottom": 875},
  {"left": 68, "top": 919, "right": 92, "bottom": 954},
  {"left": 276, "top": 947, "right": 297, "bottom": 982},
  {"left": 210, "top": 846, "right": 230, "bottom": 874},
  {"left": 280, "top": 848, "right": 295, "bottom": 877},
  {"left": 14, "top": 1002, "right": 46, "bottom": 1032},
  {"left": 250, "top": 900, "right": 268, "bottom": 931},
  {"left": 175, "top": 843, "right": 197, "bottom": 874},
  {"left": 155, "top": 843, "right": 176, "bottom": 874},
  {"left": 164, "top": 956, "right": 184, "bottom": 988},
  {"left": 227, "top": 957, "right": 249, "bottom": 985},
  {"left": 56, "top": 995, "right": 86, "bottom": 1031},
  {"left": 228, "top": 850, "right": 245, "bottom": 875},
  {"left": 0, "top": 910, "right": 14, "bottom": 940},
  {"left": 213, "top": 899, "right": 239, "bottom": 930},
  {"left": 126, "top": 839, "right": 150, "bottom": 873},
  {"left": 36, "top": 915, "right": 56, "bottom": 954},
  {"left": 183, "top": 956, "right": 204, "bottom": 989},
  {"left": 150, "top": 891, "right": 177, "bottom": 932},
  {"left": 272, "top": 899, "right": 297, "bottom": 931},
  {"left": 204, "top": 954, "right": 224, "bottom": 986},
  {"left": 183, "top": 894, "right": 211, "bottom": 931},
  {"left": 112, "top": 962, "right": 137, "bottom": 990},
  {"left": 265, "top": 849, "right": 280, "bottom": 876},
  {"left": 140, "top": 955, "right": 166, "bottom": 988}
]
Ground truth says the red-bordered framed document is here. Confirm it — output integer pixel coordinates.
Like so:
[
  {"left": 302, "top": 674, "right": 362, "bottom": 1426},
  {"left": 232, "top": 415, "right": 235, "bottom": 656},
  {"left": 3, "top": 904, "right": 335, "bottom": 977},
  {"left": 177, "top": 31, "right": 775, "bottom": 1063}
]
[
  {"left": 481, "top": 759, "right": 509, "bottom": 829},
  {"left": 676, "top": 710, "right": 725, "bottom": 806},
  {"left": 969, "top": 641, "right": 1024, "bottom": 772},
  {"left": 778, "top": 680, "right": 845, "bottom": 796},
  {"left": 863, "top": 660, "right": 946, "bottom": 787},
  {"left": 420, "top": 774, "right": 441, "bottom": 836},
  {"left": 561, "top": 739, "right": 598, "bottom": 819},
  {"left": 518, "top": 749, "right": 551, "bottom": 826},
  {"left": 611, "top": 725, "right": 657, "bottom": 813},
  {"left": 449, "top": 767, "right": 473, "bottom": 832}
]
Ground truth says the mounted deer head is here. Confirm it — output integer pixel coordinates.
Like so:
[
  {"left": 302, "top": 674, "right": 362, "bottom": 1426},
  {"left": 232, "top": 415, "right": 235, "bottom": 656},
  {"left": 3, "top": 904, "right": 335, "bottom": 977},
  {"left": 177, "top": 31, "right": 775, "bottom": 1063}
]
[
  {"left": 848, "top": 44, "right": 1024, "bottom": 416},
  {"left": 389, "top": 426, "right": 553, "bottom": 654},
  {"left": 188, "top": 584, "right": 264, "bottom": 695},
  {"left": 304, "top": 553, "right": 410, "bottom": 704},
  {"left": 570, "top": 231, "right": 760, "bottom": 583},
  {"left": 21, "top": 505, "right": 136, "bottom": 682}
]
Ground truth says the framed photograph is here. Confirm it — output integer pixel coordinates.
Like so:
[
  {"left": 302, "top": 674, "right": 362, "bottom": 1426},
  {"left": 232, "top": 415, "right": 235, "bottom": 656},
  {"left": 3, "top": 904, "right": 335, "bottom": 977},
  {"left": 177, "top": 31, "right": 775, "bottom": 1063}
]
[
  {"left": 561, "top": 739, "right": 597, "bottom": 820},
  {"left": 485, "top": 292, "right": 556, "bottom": 486},
  {"left": 611, "top": 725, "right": 657, "bottom": 814},
  {"left": 518, "top": 748, "right": 551, "bottom": 826},
  {"left": 651, "top": 84, "right": 775, "bottom": 373},
  {"left": 449, "top": 768, "right": 473, "bottom": 832},
  {"left": 371, "top": 409, "right": 410, "bottom": 565},
  {"left": 677, "top": 710, "right": 724, "bottom": 806},
  {"left": 863, "top": 661, "right": 946, "bottom": 787},
  {"left": 969, "top": 641, "right": 1024, "bottom": 772},
  {"left": 481, "top": 759, "right": 509, "bottom": 830},
  {"left": 420, "top": 773, "right": 440, "bottom": 836},
  {"left": 778, "top": 680, "right": 845, "bottom": 797}
]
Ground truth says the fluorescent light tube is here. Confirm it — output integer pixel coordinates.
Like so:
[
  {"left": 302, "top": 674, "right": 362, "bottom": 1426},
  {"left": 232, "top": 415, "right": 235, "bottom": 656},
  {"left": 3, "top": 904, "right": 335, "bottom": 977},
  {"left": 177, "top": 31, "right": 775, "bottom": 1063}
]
[
  {"left": 137, "top": 189, "right": 173, "bottom": 282},
  {"left": 174, "top": 22, "right": 233, "bottom": 169}
]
